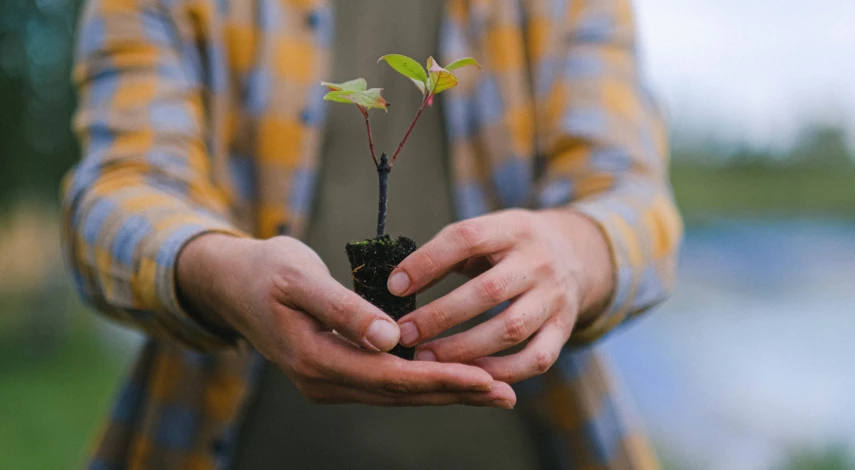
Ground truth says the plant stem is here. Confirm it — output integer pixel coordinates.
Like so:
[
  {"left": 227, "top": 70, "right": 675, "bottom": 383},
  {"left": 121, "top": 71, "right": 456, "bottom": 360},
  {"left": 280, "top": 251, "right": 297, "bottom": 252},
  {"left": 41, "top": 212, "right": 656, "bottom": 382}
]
[
  {"left": 376, "top": 153, "right": 390, "bottom": 238},
  {"left": 372, "top": 94, "right": 431, "bottom": 236},
  {"left": 360, "top": 106, "right": 379, "bottom": 168},
  {"left": 390, "top": 95, "right": 430, "bottom": 168}
]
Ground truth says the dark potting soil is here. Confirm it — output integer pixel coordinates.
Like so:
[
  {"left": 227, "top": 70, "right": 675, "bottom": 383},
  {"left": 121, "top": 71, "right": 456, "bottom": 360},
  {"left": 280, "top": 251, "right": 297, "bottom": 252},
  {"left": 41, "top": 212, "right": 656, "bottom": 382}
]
[{"left": 345, "top": 235, "right": 417, "bottom": 360}]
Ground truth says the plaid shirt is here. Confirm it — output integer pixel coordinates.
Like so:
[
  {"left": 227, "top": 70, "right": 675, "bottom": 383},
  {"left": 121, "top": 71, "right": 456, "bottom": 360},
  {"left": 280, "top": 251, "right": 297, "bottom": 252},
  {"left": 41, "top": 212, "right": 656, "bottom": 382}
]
[{"left": 62, "top": 0, "right": 681, "bottom": 468}]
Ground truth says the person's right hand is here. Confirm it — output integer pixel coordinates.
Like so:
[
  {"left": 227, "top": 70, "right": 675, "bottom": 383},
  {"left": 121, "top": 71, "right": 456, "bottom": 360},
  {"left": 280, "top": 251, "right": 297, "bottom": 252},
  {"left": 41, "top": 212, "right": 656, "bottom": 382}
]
[{"left": 176, "top": 233, "right": 516, "bottom": 409}]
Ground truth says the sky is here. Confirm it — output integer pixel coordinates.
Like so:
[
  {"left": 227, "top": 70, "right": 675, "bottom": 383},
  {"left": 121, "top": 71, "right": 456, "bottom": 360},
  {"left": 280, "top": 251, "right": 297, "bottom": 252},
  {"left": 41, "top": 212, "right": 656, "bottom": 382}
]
[{"left": 634, "top": 0, "right": 855, "bottom": 150}]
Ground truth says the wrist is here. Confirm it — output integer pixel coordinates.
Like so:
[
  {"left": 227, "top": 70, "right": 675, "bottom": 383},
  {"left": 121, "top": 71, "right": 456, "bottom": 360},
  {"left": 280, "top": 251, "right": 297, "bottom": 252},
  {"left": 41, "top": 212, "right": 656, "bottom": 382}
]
[
  {"left": 176, "top": 232, "right": 252, "bottom": 339},
  {"left": 539, "top": 209, "right": 615, "bottom": 322}
]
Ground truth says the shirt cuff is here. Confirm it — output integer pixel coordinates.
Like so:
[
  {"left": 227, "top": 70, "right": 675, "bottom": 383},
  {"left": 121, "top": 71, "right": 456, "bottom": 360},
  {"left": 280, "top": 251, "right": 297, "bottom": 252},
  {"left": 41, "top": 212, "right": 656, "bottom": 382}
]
[
  {"left": 566, "top": 199, "right": 639, "bottom": 346},
  {"left": 135, "top": 213, "right": 250, "bottom": 351}
]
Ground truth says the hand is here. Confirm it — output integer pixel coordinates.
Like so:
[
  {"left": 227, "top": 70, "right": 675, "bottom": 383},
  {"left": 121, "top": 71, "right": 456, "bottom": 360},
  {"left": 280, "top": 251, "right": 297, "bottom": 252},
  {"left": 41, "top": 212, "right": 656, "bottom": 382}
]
[
  {"left": 176, "top": 234, "right": 516, "bottom": 408},
  {"left": 387, "top": 209, "right": 614, "bottom": 384}
]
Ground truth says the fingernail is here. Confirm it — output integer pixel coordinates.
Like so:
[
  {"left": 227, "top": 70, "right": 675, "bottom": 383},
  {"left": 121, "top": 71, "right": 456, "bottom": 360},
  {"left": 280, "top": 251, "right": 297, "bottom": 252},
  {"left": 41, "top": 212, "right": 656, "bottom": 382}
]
[
  {"left": 474, "top": 382, "right": 493, "bottom": 393},
  {"left": 365, "top": 320, "right": 399, "bottom": 352},
  {"left": 399, "top": 322, "right": 419, "bottom": 345},
  {"left": 387, "top": 271, "right": 410, "bottom": 296},
  {"left": 489, "top": 399, "right": 514, "bottom": 410},
  {"left": 416, "top": 349, "right": 436, "bottom": 362}
]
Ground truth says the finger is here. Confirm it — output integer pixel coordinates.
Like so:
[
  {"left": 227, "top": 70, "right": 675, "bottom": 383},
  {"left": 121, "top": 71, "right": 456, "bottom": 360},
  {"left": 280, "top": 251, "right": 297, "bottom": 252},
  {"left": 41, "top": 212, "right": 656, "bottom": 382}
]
[
  {"left": 298, "top": 379, "right": 517, "bottom": 409},
  {"left": 470, "top": 319, "right": 571, "bottom": 384},
  {"left": 397, "top": 256, "right": 535, "bottom": 346},
  {"left": 289, "top": 275, "right": 400, "bottom": 353},
  {"left": 309, "top": 332, "right": 497, "bottom": 394},
  {"left": 387, "top": 214, "right": 521, "bottom": 297},
  {"left": 417, "top": 289, "right": 553, "bottom": 362},
  {"left": 252, "top": 303, "right": 326, "bottom": 366}
]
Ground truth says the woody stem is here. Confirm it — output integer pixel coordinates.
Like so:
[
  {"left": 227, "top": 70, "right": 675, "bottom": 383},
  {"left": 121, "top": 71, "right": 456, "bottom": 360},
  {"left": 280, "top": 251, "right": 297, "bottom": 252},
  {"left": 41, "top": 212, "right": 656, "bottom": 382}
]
[{"left": 376, "top": 153, "right": 390, "bottom": 238}]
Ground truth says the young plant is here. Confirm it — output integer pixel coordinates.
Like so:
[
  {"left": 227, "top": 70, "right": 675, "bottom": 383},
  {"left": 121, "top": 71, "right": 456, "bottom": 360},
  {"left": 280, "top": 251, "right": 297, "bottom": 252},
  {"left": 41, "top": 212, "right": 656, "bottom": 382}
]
[{"left": 321, "top": 54, "right": 480, "bottom": 359}]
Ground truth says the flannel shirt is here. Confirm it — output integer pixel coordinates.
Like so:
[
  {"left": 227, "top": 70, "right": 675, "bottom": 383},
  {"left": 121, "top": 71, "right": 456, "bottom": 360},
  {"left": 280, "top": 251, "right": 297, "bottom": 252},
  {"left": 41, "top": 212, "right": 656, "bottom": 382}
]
[{"left": 62, "top": 0, "right": 682, "bottom": 468}]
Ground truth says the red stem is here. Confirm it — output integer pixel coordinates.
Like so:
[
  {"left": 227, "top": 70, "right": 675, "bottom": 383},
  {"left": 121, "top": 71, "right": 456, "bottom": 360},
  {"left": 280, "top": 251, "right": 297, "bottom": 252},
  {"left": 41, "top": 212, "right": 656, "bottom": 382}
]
[
  {"left": 360, "top": 106, "right": 379, "bottom": 168},
  {"left": 389, "top": 95, "right": 431, "bottom": 168}
]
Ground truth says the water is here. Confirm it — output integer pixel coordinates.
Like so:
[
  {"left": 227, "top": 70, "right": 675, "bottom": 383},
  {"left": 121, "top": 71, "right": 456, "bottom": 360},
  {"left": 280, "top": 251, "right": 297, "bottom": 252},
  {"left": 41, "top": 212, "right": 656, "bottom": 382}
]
[{"left": 603, "top": 219, "right": 855, "bottom": 469}]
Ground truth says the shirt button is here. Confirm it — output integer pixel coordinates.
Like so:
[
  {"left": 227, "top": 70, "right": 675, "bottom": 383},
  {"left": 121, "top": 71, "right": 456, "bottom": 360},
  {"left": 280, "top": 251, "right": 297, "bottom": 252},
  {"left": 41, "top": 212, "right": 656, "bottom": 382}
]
[
  {"left": 211, "top": 437, "right": 228, "bottom": 455},
  {"left": 305, "top": 10, "right": 320, "bottom": 30},
  {"left": 300, "top": 107, "right": 313, "bottom": 125}
]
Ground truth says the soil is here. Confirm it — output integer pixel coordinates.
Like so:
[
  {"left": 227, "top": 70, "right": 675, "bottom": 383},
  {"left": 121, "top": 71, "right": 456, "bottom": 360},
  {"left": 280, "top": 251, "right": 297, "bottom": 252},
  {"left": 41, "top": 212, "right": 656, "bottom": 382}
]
[{"left": 345, "top": 235, "right": 417, "bottom": 360}]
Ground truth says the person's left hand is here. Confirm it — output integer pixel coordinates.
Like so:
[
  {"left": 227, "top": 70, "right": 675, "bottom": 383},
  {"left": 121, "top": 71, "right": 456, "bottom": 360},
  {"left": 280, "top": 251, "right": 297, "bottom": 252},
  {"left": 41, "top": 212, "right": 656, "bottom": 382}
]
[{"left": 387, "top": 209, "right": 614, "bottom": 384}]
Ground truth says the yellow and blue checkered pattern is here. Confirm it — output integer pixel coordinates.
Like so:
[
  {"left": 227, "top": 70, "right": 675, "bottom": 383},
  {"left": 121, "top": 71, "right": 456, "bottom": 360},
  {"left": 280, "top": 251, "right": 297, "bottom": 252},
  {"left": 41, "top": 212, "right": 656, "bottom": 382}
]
[{"left": 62, "top": 0, "right": 681, "bottom": 468}]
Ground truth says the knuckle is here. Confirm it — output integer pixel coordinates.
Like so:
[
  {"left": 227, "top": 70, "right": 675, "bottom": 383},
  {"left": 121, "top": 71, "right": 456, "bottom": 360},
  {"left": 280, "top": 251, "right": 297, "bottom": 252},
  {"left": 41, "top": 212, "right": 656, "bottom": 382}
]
[
  {"left": 496, "top": 362, "right": 516, "bottom": 383},
  {"left": 270, "top": 262, "right": 315, "bottom": 305},
  {"left": 502, "top": 315, "right": 529, "bottom": 345},
  {"left": 378, "top": 363, "right": 427, "bottom": 395},
  {"left": 532, "top": 349, "right": 556, "bottom": 376},
  {"left": 326, "top": 292, "right": 366, "bottom": 334},
  {"left": 425, "top": 304, "right": 454, "bottom": 333},
  {"left": 412, "top": 250, "right": 440, "bottom": 280},
  {"left": 553, "top": 287, "right": 570, "bottom": 309},
  {"left": 453, "top": 220, "right": 485, "bottom": 253},
  {"left": 290, "top": 355, "right": 322, "bottom": 381},
  {"left": 480, "top": 275, "right": 509, "bottom": 304},
  {"left": 513, "top": 214, "right": 537, "bottom": 239},
  {"left": 334, "top": 294, "right": 362, "bottom": 324},
  {"left": 270, "top": 271, "right": 295, "bottom": 300},
  {"left": 554, "top": 317, "right": 575, "bottom": 337},
  {"left": 535, "top": 258, "right": 557, "bottom": 278},
  {"left": 434, "top": 340, "right": 470, "bottom": 363},
  {"left": 381, "top": 379, "right": 421, "bottom": 395}
]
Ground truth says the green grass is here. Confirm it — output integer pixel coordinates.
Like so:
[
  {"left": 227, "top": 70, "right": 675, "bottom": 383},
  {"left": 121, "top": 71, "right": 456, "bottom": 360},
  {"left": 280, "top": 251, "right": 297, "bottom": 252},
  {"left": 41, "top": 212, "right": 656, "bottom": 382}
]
[
  {"left": 777, "top": 445, "right": 855, "bottom": 470},
  {"left": 0, "top": 333, "right": 128, "bottom": 469},
  {"left": 672, "top": 164, "right": 855, "bottom": 223}
]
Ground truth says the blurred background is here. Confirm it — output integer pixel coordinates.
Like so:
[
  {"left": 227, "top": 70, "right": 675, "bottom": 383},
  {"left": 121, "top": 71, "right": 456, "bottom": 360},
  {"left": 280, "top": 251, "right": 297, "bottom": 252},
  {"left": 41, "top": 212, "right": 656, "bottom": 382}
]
[{"left": 0, "top": 0, "right": 853, "bottom": 468}]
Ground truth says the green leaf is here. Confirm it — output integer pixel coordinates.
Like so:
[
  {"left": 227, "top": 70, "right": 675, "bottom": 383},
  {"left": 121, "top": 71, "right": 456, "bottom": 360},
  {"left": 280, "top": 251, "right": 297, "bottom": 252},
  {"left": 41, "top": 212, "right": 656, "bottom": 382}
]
[
  {"left": 426, "top": 56, "right": 459, "bottom": 95},
  {"left": 410, "top": 78, "right": 427, "bottom": 96},
  {"left": 378, "top": 54, "right": 428, "bottom": 83},
  {"left": 320, "top": 78, "right": 367, "bottom": 92},
  {"left": 323, "top": 88, "right": 389, "bottom": 112},
  {"left": 445, "top": 57, "right": 482, "bottom": 72}
]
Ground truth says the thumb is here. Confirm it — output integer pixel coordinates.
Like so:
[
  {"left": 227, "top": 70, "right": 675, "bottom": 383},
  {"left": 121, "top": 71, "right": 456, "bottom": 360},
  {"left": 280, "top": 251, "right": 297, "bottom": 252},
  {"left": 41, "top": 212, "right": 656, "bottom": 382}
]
[{"left": 292, "top": 275, "right": 400, "bottom": 352}]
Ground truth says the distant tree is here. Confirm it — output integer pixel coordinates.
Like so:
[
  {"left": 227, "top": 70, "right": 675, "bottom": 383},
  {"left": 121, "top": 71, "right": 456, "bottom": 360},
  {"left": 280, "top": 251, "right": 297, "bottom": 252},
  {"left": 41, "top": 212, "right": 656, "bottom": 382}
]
[
  {"left": 0, "top": 0, "right": 83, "bottom": 209},
  {"left": 778, "top": 444, "right": 855, "bottom": 470},
  {"left": 788, "top": 123, "right": 853, "bottom": 167},
  {"left": 671, "top": 121, "right": 854, "bottom": 170}
]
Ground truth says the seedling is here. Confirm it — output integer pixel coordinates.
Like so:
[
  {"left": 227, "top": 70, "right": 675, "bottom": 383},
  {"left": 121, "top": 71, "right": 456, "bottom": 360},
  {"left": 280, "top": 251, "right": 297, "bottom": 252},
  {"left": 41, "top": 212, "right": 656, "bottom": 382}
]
[{"left": 322, "top": 54, "right": 480, "bottom": 359}]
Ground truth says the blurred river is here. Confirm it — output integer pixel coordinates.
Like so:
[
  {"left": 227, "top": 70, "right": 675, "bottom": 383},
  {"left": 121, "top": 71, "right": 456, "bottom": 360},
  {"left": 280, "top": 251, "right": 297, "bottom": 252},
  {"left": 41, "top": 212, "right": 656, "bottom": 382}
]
[{"left": 603, "top": 219, "right": 855, "bottom": 469}]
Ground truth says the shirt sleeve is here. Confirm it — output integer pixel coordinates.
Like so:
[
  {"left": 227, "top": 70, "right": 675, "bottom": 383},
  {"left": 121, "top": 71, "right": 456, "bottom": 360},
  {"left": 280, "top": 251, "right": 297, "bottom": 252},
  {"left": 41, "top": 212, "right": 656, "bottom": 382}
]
[
  {"left": 534, "top": 0, "right": 683, "bottom": 345},
  {"left": 61, "top": 0, "right": 248, "bottom": 351}
]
